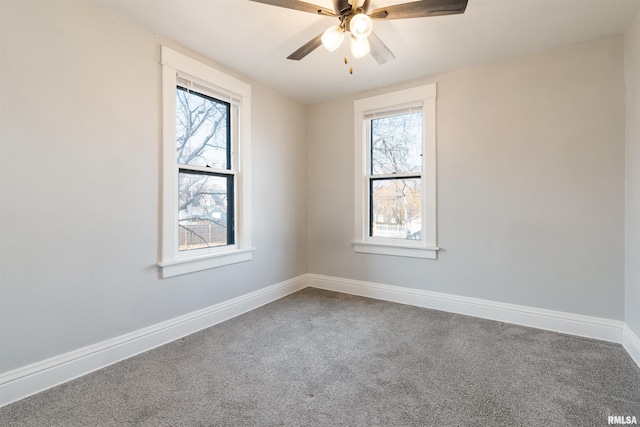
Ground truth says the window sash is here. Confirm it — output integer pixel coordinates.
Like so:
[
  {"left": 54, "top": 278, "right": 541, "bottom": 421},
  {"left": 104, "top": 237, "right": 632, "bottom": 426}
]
[
  {"left": 178, "top": 168, "right": 235, "bottom": 250},
  {"left": 364, "top": 111, "right": 426, "bottom": 244},
  {"left": 368, "top": 176, "right": 422, "bottom": 239},
  {"left": 369, "top": 111, "right": 423, "bottom": 176},
  {"left": 174, "top": 81, "right": 237, "bottom": 255},
  {"left": 175, "top": 85, "right": 233, "bottom": 171}
]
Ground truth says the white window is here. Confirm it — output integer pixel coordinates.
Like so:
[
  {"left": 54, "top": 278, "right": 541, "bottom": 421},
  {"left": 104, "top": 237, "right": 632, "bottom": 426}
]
[
  {"left": 158, "top": 47, "right": 253, "bottom": 278},
  {"left": 353, "top": 83, "right": 438, "bottom": 259}
]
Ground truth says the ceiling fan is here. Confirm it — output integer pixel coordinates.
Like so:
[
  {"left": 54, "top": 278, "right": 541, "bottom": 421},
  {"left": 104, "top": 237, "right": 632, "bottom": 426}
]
[{"left": 249, "top": 0, "right": 468, "bottom": 65}]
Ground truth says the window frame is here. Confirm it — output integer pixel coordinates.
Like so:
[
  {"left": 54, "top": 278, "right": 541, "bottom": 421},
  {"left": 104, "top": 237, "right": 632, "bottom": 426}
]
[
  {"left": 158, "top": 46, "right": 253, "bottom": 278},
  {"left": 353, "top": 83, "right": 438, "bottom": 259}
]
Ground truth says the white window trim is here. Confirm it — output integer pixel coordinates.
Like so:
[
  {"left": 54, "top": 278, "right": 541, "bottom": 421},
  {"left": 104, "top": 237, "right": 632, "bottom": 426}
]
[
  {"left": 353, "top": 83, "right": 438, "bottom": 259},
  {"left": 158, "top": 46, "right": 253, "bottom": 278}
]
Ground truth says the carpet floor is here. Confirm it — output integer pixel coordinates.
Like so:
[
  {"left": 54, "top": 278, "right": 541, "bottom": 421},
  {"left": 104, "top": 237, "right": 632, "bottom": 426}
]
[{"left": 1, "top": 288, "right": 639, "bottom": 426}]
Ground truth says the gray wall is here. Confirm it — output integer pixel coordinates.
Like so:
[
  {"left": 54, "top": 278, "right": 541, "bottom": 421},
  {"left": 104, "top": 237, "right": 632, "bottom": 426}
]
[
  {"left": 626, "top": 12, "right": 640, "bottom": 337},
  {"left": 0, "top": 0, "right": 308, "bottom": 372},
  {"left": 308, "top": 36, "right": 626, "bottom": 320}
]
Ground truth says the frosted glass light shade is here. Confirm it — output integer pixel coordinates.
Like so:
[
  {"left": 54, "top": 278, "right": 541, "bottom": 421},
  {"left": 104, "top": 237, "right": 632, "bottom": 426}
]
[
  {"left": 350, "top": 13, "right": 373, "bottom": 39},
  {"left": 350, "top": 35, "right": 370, "bottom": 58},
  {"left": 321, "top": 25, "right": 345, "bottom": 52}
]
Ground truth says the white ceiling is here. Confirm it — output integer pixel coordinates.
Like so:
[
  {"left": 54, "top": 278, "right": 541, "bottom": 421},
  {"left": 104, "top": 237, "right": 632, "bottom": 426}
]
[{"left": 93, "top": 0, "right": 639, "bottom": 104}]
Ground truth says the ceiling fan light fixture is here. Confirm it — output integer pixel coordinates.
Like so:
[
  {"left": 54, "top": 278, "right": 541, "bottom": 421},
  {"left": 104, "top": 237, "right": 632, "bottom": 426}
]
[
  {"left": 321, "top": 25, "right": 345, "bottom": 52},
  {"left": 350, "top": 35, "right": 370, "bottom": 58},
  {"left": 349, "top": 13, "right": 373, "bottom": 39}
]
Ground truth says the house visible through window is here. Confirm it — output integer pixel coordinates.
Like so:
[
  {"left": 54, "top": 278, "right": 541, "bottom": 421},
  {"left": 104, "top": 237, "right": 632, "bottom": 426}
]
[
  {"left": 353, "top": 83, "right": 438, "bottom": 259},
  {"left": 158, "top": 46, "right": 253, "bottom": 278}
]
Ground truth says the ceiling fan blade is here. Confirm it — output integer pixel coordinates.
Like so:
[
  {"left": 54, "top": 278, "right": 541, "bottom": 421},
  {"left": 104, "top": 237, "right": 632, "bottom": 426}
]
[
  {"left": 249, "top": 0, "right": 336, "bottom": 17},
  {"left": 368, "top": 32, "right": 395, "bottom": 64},
  {"left": 370, "top": 0, "right": 468, "bottom": 19},
  {"left": 287, "top": 33, "right": 324, "bottom": 60}
]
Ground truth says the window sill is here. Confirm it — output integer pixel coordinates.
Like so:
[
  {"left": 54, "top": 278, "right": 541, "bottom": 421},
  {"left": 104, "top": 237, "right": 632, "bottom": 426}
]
[
  {"left": 158, "top": 248, "right": 254, "bottom": 278},
  {"left": 353, "top": 241, "right": 439, "bottom": 259}
]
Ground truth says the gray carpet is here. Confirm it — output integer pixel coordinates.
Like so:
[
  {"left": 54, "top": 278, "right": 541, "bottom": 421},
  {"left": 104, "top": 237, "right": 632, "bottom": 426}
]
[{"left": 1, "top": 288, "right": 639, "bottom": 426}]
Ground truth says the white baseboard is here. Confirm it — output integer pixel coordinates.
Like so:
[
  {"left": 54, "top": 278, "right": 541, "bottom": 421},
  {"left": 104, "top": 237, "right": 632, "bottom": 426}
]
[
  {"left": 308, "top": 274, "right": 624, "bottom": 344},
  {"left": 623, "top": 324, "right": 640, "bottom": 368},
  {"left": 0, "top": 275, "right": 308, "bottom": 408},
  {"left": 2, "top": 273, "right": 636, "bottom": 409}
]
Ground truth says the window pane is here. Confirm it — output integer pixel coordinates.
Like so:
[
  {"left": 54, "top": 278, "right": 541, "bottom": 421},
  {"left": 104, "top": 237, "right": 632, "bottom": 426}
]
[
  {"left": 176, "top": 86, "right": 230, "bottom": 169},
  {"left": 371, "top": 112, "right": 422, "bottom": 175},
  {"left": 178, "top": 171, "right": 234, "bottom": 251},
  {"left": 370, "top": 178, "right": 421, "bottom": 240}
]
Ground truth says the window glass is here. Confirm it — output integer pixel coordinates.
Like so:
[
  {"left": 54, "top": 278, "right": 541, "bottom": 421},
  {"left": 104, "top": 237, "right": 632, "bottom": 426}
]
[
  {"left": 176, "top": 86, "right": 230, "bottom": 169},
  {"left": 371, "top": 112, "right": 422, "bottom": 175},
  {"left": 370, "top": 178, "right": 422, "bottom": 240},
  {"left": 178, "top": 171, "right": 234, "bottom": 251}
]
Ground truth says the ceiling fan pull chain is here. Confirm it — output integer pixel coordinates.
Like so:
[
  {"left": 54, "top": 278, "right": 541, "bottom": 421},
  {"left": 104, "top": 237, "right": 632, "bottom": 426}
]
[
  {"left": 343, "top": 44, "right": 353, "bottom": 75},
  {"left": 344, "top": 55, "right": 353, "bottom": 74}
]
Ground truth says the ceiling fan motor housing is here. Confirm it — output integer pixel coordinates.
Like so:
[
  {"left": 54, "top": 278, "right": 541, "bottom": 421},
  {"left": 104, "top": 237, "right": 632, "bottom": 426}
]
[
  {"left": 333, "top": 0, "right": 352, "bottom": 14},
  {"left": 333, "top": 0, "right": 370, "bottom": 16}
]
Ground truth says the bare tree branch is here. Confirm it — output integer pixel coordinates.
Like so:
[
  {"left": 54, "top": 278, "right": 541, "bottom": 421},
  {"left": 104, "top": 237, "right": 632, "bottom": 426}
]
[{"left": 178, "top": 223, "right": 210, "bottom": 246}]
